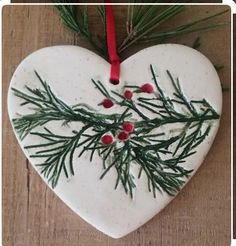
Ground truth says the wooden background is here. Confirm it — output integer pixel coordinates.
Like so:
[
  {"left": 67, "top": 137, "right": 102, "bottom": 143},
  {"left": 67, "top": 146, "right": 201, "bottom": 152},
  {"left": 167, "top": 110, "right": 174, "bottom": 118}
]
[{"left": 2, "top": 5, "right": 231, "bottom": 246}]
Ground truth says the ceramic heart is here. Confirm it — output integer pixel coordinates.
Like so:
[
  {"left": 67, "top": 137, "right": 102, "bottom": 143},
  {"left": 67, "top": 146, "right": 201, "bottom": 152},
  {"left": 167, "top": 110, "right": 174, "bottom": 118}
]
[{"left": 8, "top": 44, "right": 222, "bottom": 238}]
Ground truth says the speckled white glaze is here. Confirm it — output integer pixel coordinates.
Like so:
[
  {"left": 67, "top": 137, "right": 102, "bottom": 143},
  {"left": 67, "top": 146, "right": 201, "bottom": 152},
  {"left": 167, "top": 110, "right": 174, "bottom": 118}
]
[{"left": 8, "top": 44, "right": 222, "bottom": 238}]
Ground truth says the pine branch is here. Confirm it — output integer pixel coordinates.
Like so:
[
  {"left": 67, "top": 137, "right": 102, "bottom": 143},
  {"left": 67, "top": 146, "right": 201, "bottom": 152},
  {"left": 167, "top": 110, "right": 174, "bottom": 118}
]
[
  {"left": 12, "top": 72, "right": 129, "bottom": 140},
  {"left": 52, "top": 4, "right": 229, "bottom": 58},
  {"left": 119, "top": 7, "right": 228, "bottom": 52},
  {"left": 119, "top": 5, "right": 186, "bottom": 52},
  {"left": 53, "top": 2, "right": 107, "bottom": 59},
  {"left": 26, "top": 127, "right": 86, "bottom": 188},
  {"left": 96, "top": 5, "right": 108, "bottom": 59}
]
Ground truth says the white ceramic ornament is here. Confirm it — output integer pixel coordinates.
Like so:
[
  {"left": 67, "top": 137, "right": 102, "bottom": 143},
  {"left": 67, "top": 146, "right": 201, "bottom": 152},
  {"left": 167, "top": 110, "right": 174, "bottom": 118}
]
[{"left": 8, "top": 44, "right": 222, "bottom": 238}]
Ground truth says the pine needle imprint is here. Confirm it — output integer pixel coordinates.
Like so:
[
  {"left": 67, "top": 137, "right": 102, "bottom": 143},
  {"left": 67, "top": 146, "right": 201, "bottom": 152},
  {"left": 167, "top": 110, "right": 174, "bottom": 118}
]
[{"left": 11, "top": 65, "right": 219, "bottom": 198}]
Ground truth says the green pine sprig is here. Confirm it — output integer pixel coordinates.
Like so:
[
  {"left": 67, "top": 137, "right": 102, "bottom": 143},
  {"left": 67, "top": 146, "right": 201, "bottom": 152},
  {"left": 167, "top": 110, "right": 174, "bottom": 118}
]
[
  {"left": 127, "top": 8, "right": 229, "bottom": 48},
  {"left": 53, "top": 3, "right": 228, "bottom": 59},
  {"left": 53, "top": 1, "right": 108, "bottom": 59}
]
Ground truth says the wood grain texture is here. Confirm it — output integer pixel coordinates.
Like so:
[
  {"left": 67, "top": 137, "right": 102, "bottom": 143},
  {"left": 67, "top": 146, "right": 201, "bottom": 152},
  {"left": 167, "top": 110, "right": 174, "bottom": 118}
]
[{"left": 3, "top": 5, "right": 231, "bottom": 246}]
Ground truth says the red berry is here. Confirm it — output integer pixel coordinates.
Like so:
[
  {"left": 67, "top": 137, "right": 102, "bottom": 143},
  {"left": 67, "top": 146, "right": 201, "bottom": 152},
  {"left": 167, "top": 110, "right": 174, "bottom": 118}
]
[
  {"left": 118, "top": 131, "right": 129, "bottom": 141},
  {"left": 122, "top": 122, "right": 134, "bottom": 133},
  {"left": 140, "top": 83, "right": 154, "bottom": 93},
  {"left": 124, "top": 90, "right": 133, "bottom": 100},
  {"left": 101, "top": 134, "right": 113, "bottom": 145},
  {"left": 102, "top": 98, "right": 114, "bottom": 108}
]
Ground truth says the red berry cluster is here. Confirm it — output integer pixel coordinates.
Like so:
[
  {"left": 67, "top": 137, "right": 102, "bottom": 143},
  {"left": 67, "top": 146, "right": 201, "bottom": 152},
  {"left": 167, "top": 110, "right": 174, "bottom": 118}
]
[
  {"left": 100, "top": 81, "right": 154, "bottom": 144},
  {"left": 118, "top": 121, "right": 134, "bottom": 141},
  {"left": 101, "top": 121, "right": 135, "bottom": 145},
  {"left": 100, "top": 83, "right": 154, "bottom": 109}
]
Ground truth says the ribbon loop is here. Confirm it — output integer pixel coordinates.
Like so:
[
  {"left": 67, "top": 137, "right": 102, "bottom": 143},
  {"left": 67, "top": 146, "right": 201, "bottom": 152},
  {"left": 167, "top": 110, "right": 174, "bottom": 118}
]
[{"left": 105, "top": 1, "right": 120, "bottom": 85}]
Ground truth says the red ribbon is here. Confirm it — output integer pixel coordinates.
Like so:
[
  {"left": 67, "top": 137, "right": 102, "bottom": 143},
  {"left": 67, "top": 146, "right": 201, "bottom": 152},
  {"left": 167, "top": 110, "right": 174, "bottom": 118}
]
[{"left": 105, "top": 1, "right": 120, "bottom": 85}]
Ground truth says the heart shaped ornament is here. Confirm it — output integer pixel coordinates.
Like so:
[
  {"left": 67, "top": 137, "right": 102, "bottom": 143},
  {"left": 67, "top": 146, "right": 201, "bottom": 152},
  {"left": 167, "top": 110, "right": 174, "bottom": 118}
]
[{"left": 8, "top": 44, "right": 222, "bottom": 238}]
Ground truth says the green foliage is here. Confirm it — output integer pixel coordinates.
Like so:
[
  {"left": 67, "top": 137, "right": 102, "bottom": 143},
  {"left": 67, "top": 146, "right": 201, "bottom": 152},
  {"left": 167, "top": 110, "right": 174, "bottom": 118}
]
[
  {"left": 12, "top": 65, "right": 219, "bottom": 197},
  {"left": 127, "top": 7, "right": 228, "bottom": 49},
  {"left": 53, "top": 2, "right": 228, "bottom": 58},
  {"left": 53, "top": 1, "right": 107, "bottom": 59}
]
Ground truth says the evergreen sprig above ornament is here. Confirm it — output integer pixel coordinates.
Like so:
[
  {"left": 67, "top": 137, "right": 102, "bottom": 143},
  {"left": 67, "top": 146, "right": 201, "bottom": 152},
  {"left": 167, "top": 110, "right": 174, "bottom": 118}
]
[
  {"left": 11, "top": 65, "right": 219, "bottom": 198},
  {"left": 53, "top": 2, "right": 228, "bottom": 60}
]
